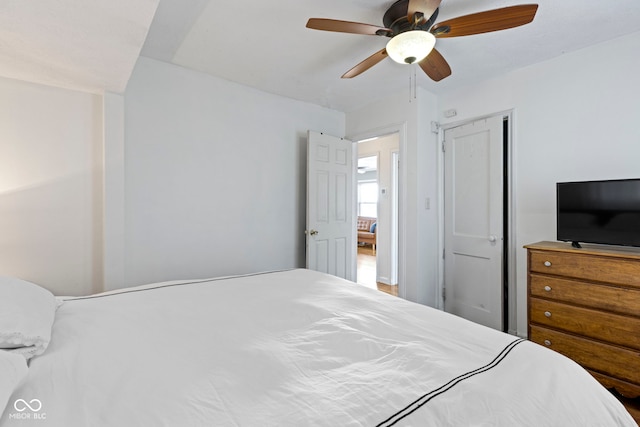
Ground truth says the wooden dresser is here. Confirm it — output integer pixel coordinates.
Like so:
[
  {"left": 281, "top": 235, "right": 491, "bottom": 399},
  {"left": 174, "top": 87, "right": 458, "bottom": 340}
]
[{"left": 525, "top": 241, "right": 640, "bottom": 398}]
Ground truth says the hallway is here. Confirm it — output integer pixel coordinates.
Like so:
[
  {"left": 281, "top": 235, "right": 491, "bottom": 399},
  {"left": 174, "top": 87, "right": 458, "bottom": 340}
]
[{"left": 357, "top": 245, "right": 398, "bottom": 297}]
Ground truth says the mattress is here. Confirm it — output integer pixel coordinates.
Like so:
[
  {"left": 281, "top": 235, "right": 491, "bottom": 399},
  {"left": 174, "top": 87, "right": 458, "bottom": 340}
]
[{"left": 1, "top": 269, "right": 635, "bottom": 426}]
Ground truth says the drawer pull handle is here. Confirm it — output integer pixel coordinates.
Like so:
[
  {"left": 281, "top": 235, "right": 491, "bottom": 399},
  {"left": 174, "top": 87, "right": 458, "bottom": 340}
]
[
  {"left": 544, "top": 261, "right": 552, "bottom": 267},
  {"left": 544, "top": 311, "right": 552, "bottom": 318},
  {"left": 544, "top": 340, "right": 551, "bottom": 346},
  {"left": 544, "top": 286, "right": 552, "bottom": 292}
]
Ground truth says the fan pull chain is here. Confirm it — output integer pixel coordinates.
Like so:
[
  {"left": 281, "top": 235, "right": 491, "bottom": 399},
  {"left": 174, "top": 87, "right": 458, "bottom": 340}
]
[
  {"left": 409, "top": 67, "right": 414, "bottom": 104},
  {"left": 413, "top": 66, "right": 417, "bottom": 100},
  {"left": 408, "top": 65, "right": 417, "bottom": 103}
]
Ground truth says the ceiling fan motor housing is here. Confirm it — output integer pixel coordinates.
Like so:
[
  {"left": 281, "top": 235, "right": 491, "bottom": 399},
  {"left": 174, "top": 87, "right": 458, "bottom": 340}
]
[{"left": 383, "top": 0, "right": 439, "bottom": 36}]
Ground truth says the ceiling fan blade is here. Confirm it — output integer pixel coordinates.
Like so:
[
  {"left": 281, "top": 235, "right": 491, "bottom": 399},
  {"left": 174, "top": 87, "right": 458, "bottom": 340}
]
[
  {"left": 306, "top": 18, "right": 391, "bottom": 36},
  {"left": 407, "top": 0, "right": 442, "bottom": 23},
  {"left": 342, "top": 48, "right": 388, "bottom": 79},
  {"left": 431, "top": 4, "right": 538, "bottom": 38},
  {"left": 419, "top": 48, "right": 451, "bottom": 82}
]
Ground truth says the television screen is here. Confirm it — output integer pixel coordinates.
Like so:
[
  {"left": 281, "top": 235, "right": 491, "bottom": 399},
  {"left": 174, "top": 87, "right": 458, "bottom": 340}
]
[{"left": 557, "top": 179, "right": 640, "bottom": 248}]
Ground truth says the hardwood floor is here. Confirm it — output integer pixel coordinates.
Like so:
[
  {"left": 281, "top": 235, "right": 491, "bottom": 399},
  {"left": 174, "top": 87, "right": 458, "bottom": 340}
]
[{"left": 357, "top": 245, "right": 398, "bottom": 297}]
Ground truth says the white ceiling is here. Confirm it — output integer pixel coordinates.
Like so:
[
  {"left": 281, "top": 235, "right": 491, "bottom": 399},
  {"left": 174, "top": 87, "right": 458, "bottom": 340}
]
[
  {"left": 0, "top": 0, "right": 159, "bottom": 93},
  {"left": 358, "top": 155, "right": 378, "bottom": 172},
  {"left": 2, "top": 0, "right": 640, "bottom": 111}
]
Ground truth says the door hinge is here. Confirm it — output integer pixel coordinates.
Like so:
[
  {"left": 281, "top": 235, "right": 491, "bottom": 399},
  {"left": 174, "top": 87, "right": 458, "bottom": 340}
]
[
  {"left": 441, "top": 142, "right": 445, "bottom": 153},
  {"left": 442, "top": 287, "right": 446, "bottom": 301}
]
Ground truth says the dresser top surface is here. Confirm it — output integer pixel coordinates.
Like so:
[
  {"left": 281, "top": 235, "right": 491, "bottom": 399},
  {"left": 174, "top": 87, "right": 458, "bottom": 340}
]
[{"left": 525, "top": 241, "right": 640, "bottom": 260}]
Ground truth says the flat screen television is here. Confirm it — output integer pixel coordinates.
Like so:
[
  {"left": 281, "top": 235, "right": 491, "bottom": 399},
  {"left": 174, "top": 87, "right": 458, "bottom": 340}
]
[{"left": 557, "top": 179, "right": 640, "bottom": 248}]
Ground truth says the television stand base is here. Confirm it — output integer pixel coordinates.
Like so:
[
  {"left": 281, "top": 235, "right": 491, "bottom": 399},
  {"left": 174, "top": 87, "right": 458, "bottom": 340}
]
[{"left": 571, "top": 241, "right": 582, "bottom": 249}]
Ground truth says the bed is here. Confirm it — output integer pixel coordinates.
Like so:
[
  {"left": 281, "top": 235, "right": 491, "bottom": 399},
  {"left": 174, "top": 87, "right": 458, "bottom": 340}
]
[{"left": 0, "top": 269, "right": 636, "bottom": 426}]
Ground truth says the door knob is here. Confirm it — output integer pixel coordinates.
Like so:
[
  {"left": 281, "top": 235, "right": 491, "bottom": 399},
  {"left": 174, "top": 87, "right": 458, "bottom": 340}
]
[
  {"left": 307, "top": 229, "right": 319, "bottom": 236},
  {"left": 488, "top": 235, "right": 497, "bottom": 243}
]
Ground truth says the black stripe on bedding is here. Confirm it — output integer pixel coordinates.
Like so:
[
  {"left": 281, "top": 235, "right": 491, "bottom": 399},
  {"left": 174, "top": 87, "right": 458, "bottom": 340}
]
[
  {"left": 377, "top": 338, "right": 526, "bottom": 427},
  {"left": 62, "top": 269, "right": 293, "bottom": 302}
]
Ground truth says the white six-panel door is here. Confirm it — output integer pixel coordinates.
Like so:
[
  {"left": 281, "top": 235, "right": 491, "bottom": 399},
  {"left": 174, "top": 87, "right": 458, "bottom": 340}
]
[
  {"left": 443, "top": 116, "right": 503, "bottom": 330},
  {"left": 306, "top": 131, "right": 354, "bottom": 280}
]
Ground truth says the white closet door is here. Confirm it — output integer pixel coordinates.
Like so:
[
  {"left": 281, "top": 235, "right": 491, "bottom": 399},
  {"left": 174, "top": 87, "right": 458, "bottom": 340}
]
[{"left": 444, "top": 116, "right": 503, "bottom": 330}]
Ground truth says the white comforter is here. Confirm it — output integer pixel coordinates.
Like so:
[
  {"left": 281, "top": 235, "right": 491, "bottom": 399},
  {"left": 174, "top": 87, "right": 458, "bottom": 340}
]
[{"left": 1, "top": 269, "right": 635, "bottom": 426}]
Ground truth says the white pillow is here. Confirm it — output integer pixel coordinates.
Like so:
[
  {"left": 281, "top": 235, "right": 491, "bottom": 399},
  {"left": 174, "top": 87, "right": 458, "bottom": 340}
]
[
  {"left": 0, "top": 350, "right": 28, "bottom": 417},
  {"left": 0, "top": 277, "right": 57, "bottom": 359}
]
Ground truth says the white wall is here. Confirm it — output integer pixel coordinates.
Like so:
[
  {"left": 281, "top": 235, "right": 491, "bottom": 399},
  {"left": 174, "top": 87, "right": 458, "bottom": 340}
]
[
  {"left": 438, "top": 32, "right": 640, "bottom": 336},
  {"left": 122, "top": 57, "right": 345, "bottom": 287},
  {"left": 0, "top": 57, "right": 344, "bottom": 295},
  {"left": 0, "top": 77, "right": 104, "bottom": 296},
  {"left": 6, "top": 31, "right": 636, "bottom": 311},
  {"left": 103, "top": 92, "right": 126, "bottom": 291},
  {"left": 346, "top": 88, "right": 440, "bottom": 306}
]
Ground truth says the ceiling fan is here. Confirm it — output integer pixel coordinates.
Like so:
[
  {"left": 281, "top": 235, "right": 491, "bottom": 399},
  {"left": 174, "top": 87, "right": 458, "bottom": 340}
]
[{"left": 306, "top": 0, "right": 538, "bottom": 81}]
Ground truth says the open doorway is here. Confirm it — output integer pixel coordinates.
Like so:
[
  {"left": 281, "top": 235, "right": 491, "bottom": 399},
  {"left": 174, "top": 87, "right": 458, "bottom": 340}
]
[{"left": 356, "top": 133, "right": 399, "bottom": 297}]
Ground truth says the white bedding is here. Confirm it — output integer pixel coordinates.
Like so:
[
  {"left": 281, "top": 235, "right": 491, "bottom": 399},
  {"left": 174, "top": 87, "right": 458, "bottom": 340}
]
[
  {"left": 0, "top": 276, "right": 57, "bottom": 359},
  {"left": 1, "top": 269, "right": 635, "bottom": 426}
]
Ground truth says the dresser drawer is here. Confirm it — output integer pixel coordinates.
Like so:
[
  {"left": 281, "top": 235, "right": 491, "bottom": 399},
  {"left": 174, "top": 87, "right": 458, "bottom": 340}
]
[
  {"left": 530, "top": 325, "right": 640, "bottom": 386},
  {"left": 530, "top": 297, "right": 640, "bottom": 351},
  {"left": 529, "top": 250, "right": 640, "bottom": 288},
  {"left": 530, "top": 274, "right": 640, "bottom": 317}
]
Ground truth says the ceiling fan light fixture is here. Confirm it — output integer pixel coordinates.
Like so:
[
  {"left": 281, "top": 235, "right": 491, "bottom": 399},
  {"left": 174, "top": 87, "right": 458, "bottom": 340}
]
[{"left": 386, "top": 30, "right": 435, "bottom": 65}]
